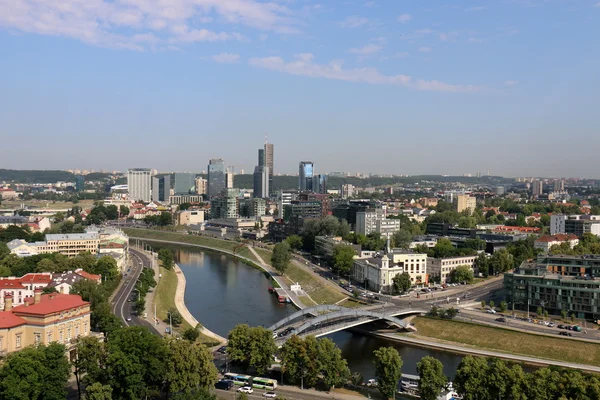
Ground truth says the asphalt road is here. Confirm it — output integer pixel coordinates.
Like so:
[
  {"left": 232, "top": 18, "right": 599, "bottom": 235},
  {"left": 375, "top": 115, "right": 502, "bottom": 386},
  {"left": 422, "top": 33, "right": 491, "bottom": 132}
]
[{"left": 111, "top": 248, "right": 159, "bottom": 332}]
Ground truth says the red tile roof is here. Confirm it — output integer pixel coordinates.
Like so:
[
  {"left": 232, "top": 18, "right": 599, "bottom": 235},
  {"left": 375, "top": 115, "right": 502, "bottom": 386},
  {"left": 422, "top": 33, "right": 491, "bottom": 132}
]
[
  {"left": 19, "top": 273, "right": 53, "bottom": 285},
  {"left": 0, "top": 311, "right": 27, "bottom": 329},
  {"left": 75, "top": 270, "right": 101, "bottom": 282},
  {"left": 13, "top": 294, "right": 89, "bottom": 316},
  {"left": 536, "top": 234, "right": 579, "bottom": 243},
  {"left": 0, "top": 280, "right": 26, "bottom": 290}
]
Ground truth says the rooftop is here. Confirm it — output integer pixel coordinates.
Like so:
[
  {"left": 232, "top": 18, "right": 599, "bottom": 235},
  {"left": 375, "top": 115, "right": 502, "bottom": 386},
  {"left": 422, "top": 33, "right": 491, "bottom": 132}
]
[
  {"left": 0, "top": 311, "right": 27, "bottom": 329},
  {"left": 45, "top": 233, "right": 99, "bottom": 241},
  {"left": 13, "top": 293, "right": 89, "bottom": 316},
  {"left": 536, "top": 234, "right": 579, "bottom": 243}
]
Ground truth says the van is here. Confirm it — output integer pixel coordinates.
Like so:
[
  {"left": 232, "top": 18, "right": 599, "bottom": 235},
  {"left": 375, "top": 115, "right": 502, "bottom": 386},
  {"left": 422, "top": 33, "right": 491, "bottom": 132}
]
[{"left": 215, "top": 380, "right": 234, "bottom": 390}]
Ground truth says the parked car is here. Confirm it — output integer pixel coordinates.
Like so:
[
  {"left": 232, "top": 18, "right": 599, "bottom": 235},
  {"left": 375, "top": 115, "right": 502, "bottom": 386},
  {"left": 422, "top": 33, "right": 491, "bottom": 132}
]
[
  {"left": 238, "top": 386, "right": 253, "bottom": 394},
  {"left": 126, "top": 316, "right": 132, "bottom": 322},
  {"left": 557, "top": 324, "right": 566, "bottom": 329},
  {"left": 495, "top": 317, "right": 507, "bottom": 323},
  {"left": 263, "top": 392, "right": 277, "bottom": 398},
  {"left": 215, "top": 380, "right": 234, "bottom": 390},
  {"left": 559, "top": 331, "right": 572, "bottom": 337}
]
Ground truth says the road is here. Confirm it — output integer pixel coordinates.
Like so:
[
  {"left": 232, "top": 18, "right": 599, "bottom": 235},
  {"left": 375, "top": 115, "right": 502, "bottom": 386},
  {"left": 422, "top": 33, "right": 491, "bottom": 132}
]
[{"left": 111, "top": 247, "right": 159, "bottom": 333}]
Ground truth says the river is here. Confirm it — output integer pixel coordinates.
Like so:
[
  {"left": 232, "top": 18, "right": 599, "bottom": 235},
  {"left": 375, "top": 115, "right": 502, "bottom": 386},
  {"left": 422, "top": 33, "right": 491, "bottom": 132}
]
[{"left": 173, "top": 246, "right": 465, "bottom": 379}]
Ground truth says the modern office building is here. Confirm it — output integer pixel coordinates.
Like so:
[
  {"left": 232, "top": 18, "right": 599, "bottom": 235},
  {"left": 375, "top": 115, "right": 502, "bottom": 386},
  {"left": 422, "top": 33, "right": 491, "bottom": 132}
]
[
  {"left": 258, "top": 148, "right": 265, "bottom": 167},
  {"left": 173, "top": 172, "right": 195, "bottom": 195},
  {"left": 75, "top": 175, "right": 85, "bottom": 192},
  {"left": 226, "top": 167, "right": 235, "bottom": 189},
  {"left": 355, "top": 209, "right": 400, "bottom": 236},
  {"left": 152, "top": 175, "right": 171, "bottom": 203},
  {"left": 299, "top": 161, "right": 314, "bottom": 191},
  {"left": 127, "top": 168, "right": 152, "bottom": 202},
  {"left": 195, "top": 177, "right": 207, "bottom": 196},
  {"left": 550, "top": 214, "right": 600, "bottom": 237},
  {"left": 283, "top": 201, "right": 322, "bottom": 221},
  {"left": 208, "top": 159, "right": 226, "bottom": 199},
  {"left": 314, "top": 174, "right": 327, "bottom": 194},
  {"left": 210, "top": 188, "right": 239, "bottom": 219},
  {"left": 504, "top": 255, "right": 600, "bottom": 320},
  {"left": 253, "top": 166, "right": 270, "bottom": 199},
  {"left": 455, "top": 195, "right": 476, "bottom": 214},
  {"left": 264, "top": 142, "right": 274, "bottom": 193},
  {"left": 277, "top": 191, "right": 295, "bottom": 219}
]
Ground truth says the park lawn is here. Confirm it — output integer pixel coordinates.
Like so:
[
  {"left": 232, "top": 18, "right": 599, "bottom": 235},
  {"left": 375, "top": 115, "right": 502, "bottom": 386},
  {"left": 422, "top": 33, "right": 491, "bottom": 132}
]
[
  {"left": 154, "top": 266, "right": 216, "bottom": 345},
  {"left": 284, "top": 262, "right": 345, "bottom": 305},
  {"left": 298, "top": 295, "right": 318, "bottom": 306},
  {"left": 0, "top": 199, "right": 95, "bottom": 210},
  {"left": 123, "top": 228, "right": 241, "bottom": 252},
  {"left": 339, "top": 298, "right": 368, "bottom": 309},
  {"left": 411, "top": 317, "right": 600, "bottom": 366},
  {"left": 253, "top": 248, "right": 273, "bottom": 266}
]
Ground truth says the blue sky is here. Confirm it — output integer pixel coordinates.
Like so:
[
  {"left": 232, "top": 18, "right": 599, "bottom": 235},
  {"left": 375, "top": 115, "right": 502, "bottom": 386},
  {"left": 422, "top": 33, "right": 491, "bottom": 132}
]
[{"left": 1, "top": 0, "right": 599, "bottom": 177}]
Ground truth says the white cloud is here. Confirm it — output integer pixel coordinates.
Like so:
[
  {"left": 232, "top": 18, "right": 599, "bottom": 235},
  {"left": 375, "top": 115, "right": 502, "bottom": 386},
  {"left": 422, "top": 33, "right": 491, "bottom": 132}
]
[
  {"left": 212, "top": 52, "right": 240, "bottom": 63},
  {"left": 364, "top": 1, "right": 376, "bottom": 7},
  {"left": 397, "top": 13, "right": 412, "bottom": 23},
  {"left": 468, "top": 37, "right": 483, "bottom": 43},
  {"left": 465, "top": 6, "right": 486, "bottom": 11},
  {"left": 249, "top": 54, "right": 480, "bottom": 93},
  {"left": 348, "top": 44, "right": 383, "bottom": 55},
  {"left": 419, "top": 46, "right": 432, "bottom": 53},
  {"left": 504, "top": 80, "right": 518, "bottom": 86},
  {"left": 340, "top": 16, "right": 369, "bottom": 28},
  {"left": 0, "top": 0, "right": 298, "bottom": 51}
]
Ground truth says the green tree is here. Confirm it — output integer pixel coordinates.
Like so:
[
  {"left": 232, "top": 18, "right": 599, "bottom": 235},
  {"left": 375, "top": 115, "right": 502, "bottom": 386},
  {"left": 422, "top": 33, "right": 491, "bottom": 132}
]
[
  {"left": 499, "top": 301, "right": 507, "bottom": 313},
  {"left": 182, "top": 323, "right": 202, "bottom": 342},
  {"left": 105, "top": 327, "right": 168, "bottom": 400},
  {"left": 318, "top": 338, "right": 350, "bottom": 390},
  {"left": 392, "top": 272, "right": 412, "bottom": 294},
  {"left": 166, "top": 307, "right": 183, "bottom": 326},
  {"left": 227, "top": 324, "right": 277, "bottom": 375},
  {"left": 85, "top": 382, "right": 113, "bottom": 400},
  {"left": 271, "top": 242, "right": 291, "bottom": 274},
  {"left": 54, "top": 211, "right": 65, "bottom": 222},
  {"left": 158, "top": 248, "right": 174, "bottom": 270},
  {"left": 489, "top": 300, "right": 495, "bottom": 310},
  {"left": 0, "top": 347, "right": 45, "bottom": 400},
  {"left": 454, "top": 355, "right": 490, "bottom": 400},
  {"left": 417, "top": 356, "right": 448, "bottom": 400},
  {"left": 536, "top": 306, "right": 543, "bottom": 317},
  {"left": 392, "top": 229, "right": 413, "bottom": 249},
  {"left": 561, "top": 309, "right": 568, "bottom": 320},
  {"left": 119, "top": 205, "right": 130, "bottom": 218},
  {"left": 36, "top": 258, "right": 58, "bottom": 273},
  {"left": 373, "top": 347, "right": 403, "bottom": 400},
  {"left": 337, "top": 219, "right": 351, "bottom": 239},
  {"left": 285, "top": 235, "right": 303, "bottom": 251},
  {"left": 489, "top": 249, "right": 514, "bottom": 274},
  {"left": 164, "top": 339, "right": 218, "bottom": 396},
  {"left": 73, "top": 336, "right": 106, "bottom": 399},
  {"left": 449, "top": 265, "right": 474, "bottom": 284},
  {"left": 332, "top": 244, "right": 356, "bottom": 276},
  {"left": 473, "top": 253, "right": 489, "bottom": 277},
  {"left": 0, "top": 242, "right": 10, "bottom": 259}
]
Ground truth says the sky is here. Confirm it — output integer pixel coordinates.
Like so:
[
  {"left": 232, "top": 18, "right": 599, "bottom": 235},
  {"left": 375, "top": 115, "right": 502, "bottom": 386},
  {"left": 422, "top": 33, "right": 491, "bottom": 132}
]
[{"left": 1, "top": 0, "right": 599, "bottom": 178}]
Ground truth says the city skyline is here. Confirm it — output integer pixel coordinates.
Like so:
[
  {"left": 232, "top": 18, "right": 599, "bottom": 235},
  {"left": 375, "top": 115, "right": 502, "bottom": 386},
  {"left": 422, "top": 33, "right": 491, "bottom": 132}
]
[{"left": 1, "top": 1, "right": 599, "bottom": 177}]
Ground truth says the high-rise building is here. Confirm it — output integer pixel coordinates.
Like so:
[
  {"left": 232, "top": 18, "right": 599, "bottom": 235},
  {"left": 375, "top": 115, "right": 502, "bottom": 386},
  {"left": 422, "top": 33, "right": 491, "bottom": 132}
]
[
  {"left": 225, "top": 166, "right": 235, "bottom": 189},
  {"left": 264, "top": 141, "right": 274, "bottom": 194},
  {"left": 208, "top": 159, "right": 226, "bottom": 198},
  {"left": 253, "top": 166, "right": 270, "bottom": 198},
  {"left": 456, "top": 195, "right": 476, "bottom": 214},
  {"left": 210, "top": 188, "right": 239, "bottom": 219},
  {"left": 314, "top": 174, "right": 327, "bottom": 194},
  {"left": 195, "top": 177, "right": 207, "bottom": 196},
  {"left": 340, "top": 184, "right": 356, "bottom": 199},
  {"left": 128, "top": 168, "right": 152, "bottom": 202},
  {"left": 75, "top": 175, "right": 85, "bottom": 192},
  {"left": 258, "top": 149, "right": 265, "bottom": 167},
  {"left": 554, "top": 179, "right": 565, "bottom": 192},
  {"left": 299, "top": 161, "right": 314, "bottom": 191},
  {"left": 173, "top": 172, "right": 195, "bottom": 195},
  {"left": 152, "top": 175, "right": 171, "bottom": 203},
  {"left": 532, "top": 180, "right": 544, "bottom": 197}
]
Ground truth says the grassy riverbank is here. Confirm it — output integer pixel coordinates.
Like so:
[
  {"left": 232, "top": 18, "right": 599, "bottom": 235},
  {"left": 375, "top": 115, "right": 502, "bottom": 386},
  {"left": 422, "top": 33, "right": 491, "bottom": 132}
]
[
  {"left": 411, "top": 317, "right": 600, "bottom": 366},
  {"left": 154, "top": 266, "right": 218, "bottom": 345},
  {"left": 123, "top": 228, "right": 260, "bottom": 263}
]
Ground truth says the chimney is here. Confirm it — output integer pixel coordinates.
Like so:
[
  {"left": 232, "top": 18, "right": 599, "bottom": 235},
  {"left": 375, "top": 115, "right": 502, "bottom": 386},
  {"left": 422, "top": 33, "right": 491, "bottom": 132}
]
[
  {"left": 4, "top": 294, "right": 13, "bottom": 311},
  {"left": 34, "top": 289, "right": 42, "bottom": 304}
]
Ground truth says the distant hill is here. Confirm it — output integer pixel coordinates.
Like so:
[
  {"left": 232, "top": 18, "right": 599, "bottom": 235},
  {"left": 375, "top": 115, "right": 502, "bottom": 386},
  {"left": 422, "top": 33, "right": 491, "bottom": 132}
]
[{"left": 0, "top": 169, "right": 75, "bottom": 184}]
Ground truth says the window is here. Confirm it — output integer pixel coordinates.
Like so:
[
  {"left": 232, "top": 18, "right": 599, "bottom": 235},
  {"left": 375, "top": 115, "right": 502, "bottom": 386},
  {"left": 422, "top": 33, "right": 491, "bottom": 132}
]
[
  {"left": 0, "top": 337, "right": 3, "bottom": 350},
  {"left": 47, "top": 332, "right": 53, "bottom": 343},
  {"left": 59, "top": 330, "right": 64, "bottom": 344},
  {"left": 16, "top": 334, "right": 22, "bottom": 348},
  {"left": 34, "top": 333, "right": 41, "bottom": 345},
  {"left": 84, "top": 323, "right": 88, "bottom": 335},
  {"left": 67, "top": 328, "right": 71, "bottom": 341},
  {"left": 76, "top": 326, "right": 80, "bottom": 336}
]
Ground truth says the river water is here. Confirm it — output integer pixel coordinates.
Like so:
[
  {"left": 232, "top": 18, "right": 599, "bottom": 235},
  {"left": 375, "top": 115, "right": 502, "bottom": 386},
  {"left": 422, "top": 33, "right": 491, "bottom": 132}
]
[{"left": 173, "top": 246, "right": 465, "bottom": 379}]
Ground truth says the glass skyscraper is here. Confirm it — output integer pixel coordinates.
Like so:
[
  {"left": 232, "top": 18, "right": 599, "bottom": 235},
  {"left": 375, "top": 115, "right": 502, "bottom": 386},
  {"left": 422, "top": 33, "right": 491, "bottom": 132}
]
[
  {"left": 208, "top": 159, "right": 226, "bottom": 199},
  {"left": 299, "top": 161, "right": 314, "bottom": 191},
  {"left": 152, "top": 175, "right": 171, "bottom": 202},
  {"left": 173, "top": 172, "right": 195, "bottom": 195}
]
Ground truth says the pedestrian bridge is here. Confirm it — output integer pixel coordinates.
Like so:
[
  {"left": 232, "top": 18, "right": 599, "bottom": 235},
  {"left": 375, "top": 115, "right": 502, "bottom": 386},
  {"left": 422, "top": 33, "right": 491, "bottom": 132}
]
[{"left": 268, "top": 305, "right": 427, "bottom": 343}]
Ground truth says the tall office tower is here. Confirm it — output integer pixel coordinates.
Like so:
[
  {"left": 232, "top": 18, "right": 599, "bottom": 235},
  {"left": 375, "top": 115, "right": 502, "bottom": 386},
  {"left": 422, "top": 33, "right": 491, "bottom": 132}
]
[
  {"left": 253, "top": 166, "right": 270, "bottom": 198},
  {"left": 173, "top": 172, "right": 195, "bottom": 195},
  {"left": 299, "top": 161, "right": 314, "bottom": 191},
  {"left": 258, "top": 148, "right": 265, "bottom": 167},
  {"left": 208, "top": 159, "right": 226, "bottom": 198},
  {"left": 226, "top": 167, "right": 235, "bottom": 189},
  {"left": 195, "top": 177, "right": 207, "bottom": 195},
  {"left": 128, "top": 168, "right": 152, "bottom": 202},
  {"left": 264, "top": 141, "right": 274, "bottom": 193},
  {"left": 152, "top": 175, "right": 171, "bottom": 203},
  {"left": 313, "top": 174, "right": 327, "bottom": 194},
  {"left": 532, "top": 180, "right": 544, "bottom": 197}
]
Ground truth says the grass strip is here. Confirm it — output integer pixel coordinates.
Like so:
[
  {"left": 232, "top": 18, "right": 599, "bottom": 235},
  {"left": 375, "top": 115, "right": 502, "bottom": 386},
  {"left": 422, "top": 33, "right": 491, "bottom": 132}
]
[{"left": 411, "top": 316, "right": 600, "bottom": 366}]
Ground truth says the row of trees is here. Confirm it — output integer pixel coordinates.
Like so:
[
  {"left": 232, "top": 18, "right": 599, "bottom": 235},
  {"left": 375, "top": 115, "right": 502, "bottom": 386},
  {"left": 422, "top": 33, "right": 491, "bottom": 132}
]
[{"left": 550, "top": 233, "right": 600, "bottom": 255}]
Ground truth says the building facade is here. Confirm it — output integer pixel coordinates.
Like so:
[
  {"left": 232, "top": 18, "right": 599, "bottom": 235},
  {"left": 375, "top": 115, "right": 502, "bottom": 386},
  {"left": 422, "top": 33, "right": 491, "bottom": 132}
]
[
  {"left": 355, "top": 209, "right": 400, "bottom": 236},
  {"left": 550, "top": 214, "right": 600, "bottom": 237},
  {"left": 264, "top": 142, "right": 274, "bottom": 194},
  {"left": 173, "top": 172, "right": 195, "bottom": 195},
  {"left": 253, "top": 166, "right": 270, "bottom": 199},
  {"left": 127, "top": 168, "right": 152, "bottom": 202},
  {"left": 534, "top": 234, "right": 579, "bottom": 253},
  {"left": 340, "top": 184, "right": 356, "bottom": 199},
  {"left": 456, "top": 195, "right": 476, "bottom": 214},
  {"left": 427, "top": 255, "right": 477, "bottom": 284},
  {"left": 504, "top": 255, "right": 600, "bottom": 320},
  {"left": 151, "top": 175, "right": 171, "bottom": 203},
  {"left": 208, "top": 159, "right": 226, "bottom": 199},
  {"left": 195, "top": 177, "right": 207, "bottom": 196},
  {"left": 299, "top": 161, "right": 314, "bottom": 191},
  {"left": 178, "top": 210, "right": 205, "bottom": 225}
]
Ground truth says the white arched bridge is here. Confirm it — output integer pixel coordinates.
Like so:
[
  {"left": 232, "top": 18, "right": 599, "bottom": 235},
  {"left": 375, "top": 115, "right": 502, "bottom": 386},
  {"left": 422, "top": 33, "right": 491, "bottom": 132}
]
[{"left": 268, "top": 305, "right": 427, "bottom": 344}]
